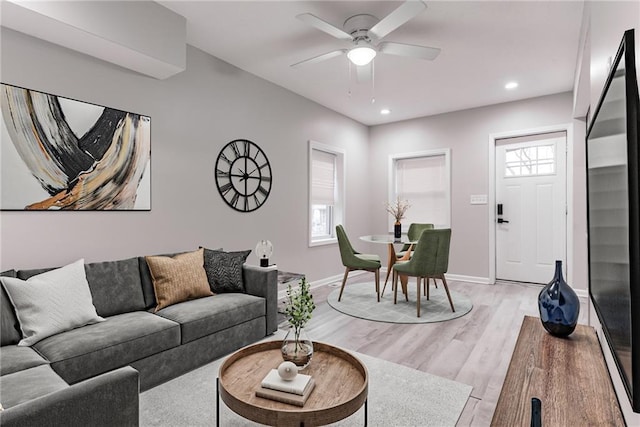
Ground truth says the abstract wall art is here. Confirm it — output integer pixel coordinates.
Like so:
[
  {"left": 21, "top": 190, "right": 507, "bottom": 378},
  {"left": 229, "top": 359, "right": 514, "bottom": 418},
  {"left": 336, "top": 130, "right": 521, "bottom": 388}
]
[{"left": 1, "top": 83, "right": 150, "bottom": 210}]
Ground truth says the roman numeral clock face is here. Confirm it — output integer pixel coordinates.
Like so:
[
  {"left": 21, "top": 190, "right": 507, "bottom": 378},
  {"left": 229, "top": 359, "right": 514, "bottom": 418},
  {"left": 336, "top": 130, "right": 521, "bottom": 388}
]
[{"left": 215, "top": 139, "right": 272, "bottom": 212}]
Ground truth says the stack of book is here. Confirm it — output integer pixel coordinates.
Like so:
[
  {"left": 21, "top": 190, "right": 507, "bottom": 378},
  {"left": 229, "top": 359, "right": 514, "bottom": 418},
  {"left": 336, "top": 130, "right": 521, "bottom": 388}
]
[{"left": 256, "top": 369, "right": 316, "bottom": 406}]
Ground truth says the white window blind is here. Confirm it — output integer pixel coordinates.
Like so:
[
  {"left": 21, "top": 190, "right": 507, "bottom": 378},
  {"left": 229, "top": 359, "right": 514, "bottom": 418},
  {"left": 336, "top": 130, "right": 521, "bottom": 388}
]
[
  {"left": 395, "top": 154, "right": 448, "bottom": 226},
  {"left": 311, "top": 149, "right": 336, "bottom": 205}
]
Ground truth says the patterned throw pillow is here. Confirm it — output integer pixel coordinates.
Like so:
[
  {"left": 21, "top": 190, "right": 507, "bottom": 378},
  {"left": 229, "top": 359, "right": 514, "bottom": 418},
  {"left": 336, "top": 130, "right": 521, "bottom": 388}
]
[
  {"left": 145, "top": 248, "right": 213, "bottom": 312},
  {"left": 0, "top": 259, "right": 104, "bottom": 346},
  {"left": 203, "top": 249, "right": 251, "bottom": 293}
]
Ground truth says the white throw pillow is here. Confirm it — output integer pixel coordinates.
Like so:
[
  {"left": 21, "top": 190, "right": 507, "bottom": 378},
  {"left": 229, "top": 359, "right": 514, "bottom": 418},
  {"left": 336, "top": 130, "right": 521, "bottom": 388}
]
[{"left": 0, "top": 259, "right": 104, "bottom": 346}]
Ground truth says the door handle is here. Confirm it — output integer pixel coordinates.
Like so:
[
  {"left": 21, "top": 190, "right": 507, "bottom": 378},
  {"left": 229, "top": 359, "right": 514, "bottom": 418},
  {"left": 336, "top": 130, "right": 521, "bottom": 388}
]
[{"left": 497, "top": 218, "right": 510, "bottom": 224}]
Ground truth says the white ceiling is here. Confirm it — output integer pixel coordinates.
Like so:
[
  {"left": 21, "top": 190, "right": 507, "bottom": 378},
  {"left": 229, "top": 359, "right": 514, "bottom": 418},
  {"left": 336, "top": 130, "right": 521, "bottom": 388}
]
[{"left": 159, "top": 1, "right": 584, "bottom": 126}]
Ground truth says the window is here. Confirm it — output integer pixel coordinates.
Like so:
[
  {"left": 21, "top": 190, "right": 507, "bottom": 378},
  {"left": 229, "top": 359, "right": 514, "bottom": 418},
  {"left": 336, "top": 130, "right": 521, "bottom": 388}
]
[
  {"left": 309, "top": 141, "right": 345, "bottom": 246},
  {"left": 505, "top": 144, "right": 555, "bottom": 177},
  {"left": 389, "top": 149, "right": 451, "bottom": 228}
]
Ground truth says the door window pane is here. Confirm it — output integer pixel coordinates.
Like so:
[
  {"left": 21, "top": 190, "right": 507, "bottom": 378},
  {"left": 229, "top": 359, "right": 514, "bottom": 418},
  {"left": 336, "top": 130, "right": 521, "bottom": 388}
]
[{"left": 505, "top": 144, "right": 556, "bottom": 177}]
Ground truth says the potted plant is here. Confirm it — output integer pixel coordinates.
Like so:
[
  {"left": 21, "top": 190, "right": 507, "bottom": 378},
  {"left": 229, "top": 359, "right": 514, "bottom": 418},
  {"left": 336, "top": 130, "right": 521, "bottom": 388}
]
[
  {"left": 386, "top": 197, "right": 411, "bottom": 238},
  {"left": 281, "top": 277, "right": 315, "bottom": 369}
]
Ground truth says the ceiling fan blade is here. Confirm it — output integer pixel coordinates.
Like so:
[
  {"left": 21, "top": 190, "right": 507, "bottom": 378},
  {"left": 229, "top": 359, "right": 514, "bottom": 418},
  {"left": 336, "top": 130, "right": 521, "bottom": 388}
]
[
  {"left": 379, "top": 42, "right": 441, "bottom": 60},
  {"left": 369, "top": 1, "right": 426, "bottom": 40},
  {"left": 355, "top": 63, "right": 372, "bottom": 83},
  {"left": 290, "top": 49, "right": 347, "bottom": 68},
  {"left": 296, "top": 13, "right": 353, "bottom": 41}
]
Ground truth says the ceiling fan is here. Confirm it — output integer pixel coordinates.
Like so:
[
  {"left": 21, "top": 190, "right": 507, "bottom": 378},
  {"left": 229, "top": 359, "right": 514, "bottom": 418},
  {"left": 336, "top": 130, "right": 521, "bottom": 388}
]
[{"left": 291, "top": 1, "right": 441, "bottom": 69}]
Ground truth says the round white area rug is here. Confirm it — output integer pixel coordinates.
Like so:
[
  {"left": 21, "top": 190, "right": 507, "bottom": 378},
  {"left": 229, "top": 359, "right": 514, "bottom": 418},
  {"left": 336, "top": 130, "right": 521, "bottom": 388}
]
[{"left": 327, "top": 281, "right": 473, "bottom": 324}]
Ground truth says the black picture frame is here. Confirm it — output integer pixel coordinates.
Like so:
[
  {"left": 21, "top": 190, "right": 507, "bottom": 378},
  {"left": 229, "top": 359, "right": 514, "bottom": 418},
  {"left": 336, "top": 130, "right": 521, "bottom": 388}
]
[{"left": 586, "top": 29, "right": 640, "bottom": 413}]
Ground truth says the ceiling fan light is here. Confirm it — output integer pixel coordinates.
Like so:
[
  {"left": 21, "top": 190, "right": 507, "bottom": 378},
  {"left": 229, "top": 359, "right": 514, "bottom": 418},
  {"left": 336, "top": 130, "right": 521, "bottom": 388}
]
[{"left": 347, "top": 46, "right": 377, "bottom": 66}]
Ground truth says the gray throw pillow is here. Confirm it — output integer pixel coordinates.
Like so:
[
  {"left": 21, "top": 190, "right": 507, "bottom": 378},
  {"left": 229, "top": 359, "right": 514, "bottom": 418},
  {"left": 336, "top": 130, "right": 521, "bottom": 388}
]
[
  {"left": 0, "top": 259, "right": 104, "bottom": 346},
  {"left": 203, "top": 249, "right": 251, "bottom": 293}
]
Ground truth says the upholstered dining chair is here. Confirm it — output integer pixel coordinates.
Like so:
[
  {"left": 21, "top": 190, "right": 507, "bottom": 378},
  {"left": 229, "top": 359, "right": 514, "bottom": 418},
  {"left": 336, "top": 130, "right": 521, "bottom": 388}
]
[
  {"left": 392, "top": 228, "right": 453, "bottom": 317},
  {"left": 336, "top": 225, "right": 381, "bottom": 302},
  {"left": 396, "top": 223, "right": 434, "bottom": 259}
]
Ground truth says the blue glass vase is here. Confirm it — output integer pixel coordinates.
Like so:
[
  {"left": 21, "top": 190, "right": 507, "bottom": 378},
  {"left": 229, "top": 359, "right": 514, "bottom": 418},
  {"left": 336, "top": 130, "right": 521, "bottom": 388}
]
[{"left": 538, "top": 260, "right": 580, "bottom": 337}]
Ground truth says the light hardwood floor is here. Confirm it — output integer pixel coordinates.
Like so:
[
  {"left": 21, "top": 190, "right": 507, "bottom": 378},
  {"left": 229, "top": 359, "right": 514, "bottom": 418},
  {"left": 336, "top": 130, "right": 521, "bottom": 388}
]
[{"left": 279, "top": 273, "right": 589, "bottom": 426}]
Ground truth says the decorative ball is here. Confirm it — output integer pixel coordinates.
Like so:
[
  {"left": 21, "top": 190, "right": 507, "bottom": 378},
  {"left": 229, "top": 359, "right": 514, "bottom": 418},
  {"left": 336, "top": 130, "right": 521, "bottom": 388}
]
[{"left": 277, "top": 361, "right": 298, "bottom": 381}]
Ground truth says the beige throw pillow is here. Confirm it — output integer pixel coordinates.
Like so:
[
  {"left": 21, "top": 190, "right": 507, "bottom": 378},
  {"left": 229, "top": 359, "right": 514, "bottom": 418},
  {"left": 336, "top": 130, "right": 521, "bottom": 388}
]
[{"left": 146, "top": 248, "right": 213, "bottom": 312}]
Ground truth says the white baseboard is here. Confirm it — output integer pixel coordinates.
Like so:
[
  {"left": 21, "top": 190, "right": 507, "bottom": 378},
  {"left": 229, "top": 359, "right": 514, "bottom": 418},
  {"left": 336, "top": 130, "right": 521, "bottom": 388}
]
[
  {"left": 277, "top": 271, "right": 366, "bottom": 299},
  {"left": 574, "top": 288, "right": 588, "bottom": 299},
  {"left": 444, "top": 273, "right": 492, "bottom": 285}
]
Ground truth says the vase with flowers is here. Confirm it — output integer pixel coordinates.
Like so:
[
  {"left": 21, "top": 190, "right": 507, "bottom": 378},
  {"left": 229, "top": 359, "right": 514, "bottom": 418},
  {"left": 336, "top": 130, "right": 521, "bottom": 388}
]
[
  {"left": 386, "top": 197, "right": 411, "bottom": 238},
  {"left": 281, "top": 277, "right": 315, "bottom": 369}
]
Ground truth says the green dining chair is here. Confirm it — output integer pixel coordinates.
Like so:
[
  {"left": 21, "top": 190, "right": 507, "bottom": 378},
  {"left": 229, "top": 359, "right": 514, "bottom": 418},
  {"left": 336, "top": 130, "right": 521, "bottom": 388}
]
[
  {"left": 392, "top": 228, "right": 453, "bottom": 317},
  {"left": 396, "top": 223, "right": 434, "bottom": 259},
  {"left": 336, "top": 225, "right": 381, "bottom": 302}
]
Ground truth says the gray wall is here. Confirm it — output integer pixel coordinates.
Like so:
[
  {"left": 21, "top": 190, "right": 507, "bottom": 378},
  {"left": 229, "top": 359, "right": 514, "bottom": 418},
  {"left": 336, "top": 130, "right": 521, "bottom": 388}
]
[
  {"left": 0, "top": 28, "right": 583, "bottom": 287},
  {"left": 368, "top": 92, "right": 584, "bottom": 286},
  {"left": 0, "top": 28, "right": 372, "bottom": 281}
]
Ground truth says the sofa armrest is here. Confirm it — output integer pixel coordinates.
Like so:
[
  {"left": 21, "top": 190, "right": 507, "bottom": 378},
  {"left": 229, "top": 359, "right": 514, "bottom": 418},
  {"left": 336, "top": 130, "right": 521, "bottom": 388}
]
[
  {"left": 243, "top": 265, "right": 278, "bottom": 335},
  {"left": 0, "top": 366, "right": 139, "bottom": 427}
]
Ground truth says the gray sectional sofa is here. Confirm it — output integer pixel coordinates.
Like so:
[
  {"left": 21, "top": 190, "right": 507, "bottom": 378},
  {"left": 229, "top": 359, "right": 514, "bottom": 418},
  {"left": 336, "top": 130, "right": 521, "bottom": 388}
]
[{"left": 0, "top": 252, "right": 278, "bottom": 427}]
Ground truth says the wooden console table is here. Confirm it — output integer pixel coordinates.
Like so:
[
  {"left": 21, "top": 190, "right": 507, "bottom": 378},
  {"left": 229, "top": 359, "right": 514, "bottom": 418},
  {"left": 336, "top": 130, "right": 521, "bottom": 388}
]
[{"left": 491, "top": 316, "right": 624, "bottom": 426}]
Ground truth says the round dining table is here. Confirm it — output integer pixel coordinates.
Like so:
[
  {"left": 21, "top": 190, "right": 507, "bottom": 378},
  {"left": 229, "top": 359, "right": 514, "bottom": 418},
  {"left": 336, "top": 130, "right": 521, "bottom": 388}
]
[{"left": 359, "top": 234, "right": 417, "bottom": 296}]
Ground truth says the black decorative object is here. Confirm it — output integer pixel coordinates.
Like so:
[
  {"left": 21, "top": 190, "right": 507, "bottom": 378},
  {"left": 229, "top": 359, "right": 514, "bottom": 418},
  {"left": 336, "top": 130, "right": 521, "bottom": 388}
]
[
  {"left": 530, "top": 398, "right": 542, "bottom": 427},
  {"left": 255, "top": 240, "right": 273, "bottom": 267},
  {"left": 538, "top": 260, "right": 580, "bottom": 337},
  {"left": 394, "top": 222, "right": 402, "bottom": 239},
  {"left": 587, "top": 29, "right": 640, "bottom": 412},
  {"left": 215, "top": 139, "right": 272, "bottom": 212}
]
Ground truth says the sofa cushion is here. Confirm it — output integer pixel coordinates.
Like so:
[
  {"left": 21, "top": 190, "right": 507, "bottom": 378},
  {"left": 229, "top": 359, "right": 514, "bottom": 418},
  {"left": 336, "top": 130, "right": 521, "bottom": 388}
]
[
  {"left": 33, "top": 311, "right": 180, "bottom": 385},
  {"left": 0, "top": 345, "right": 49, "bottom": 376},
  {"left": 84, "top": 257, "right": 146, "bottom": 317},
  {"left": 15, "top": 267, "right": 55, "bottom": 280},
  {"left": 203, "top": 249, "right": 251, "bottom": 293},
  {"left": 155, "top": 293, "right": 265, "bottom": 344},
  {"left": 0, "top": 270, "right": 21, "bottom": 346},
  {"left": 0, "top": 365, "right": 67, "bottom": 409},
  {"left": 1, "top": 259, "right": 104, "bottom": 346},
  {"left": 145, "top": 249, "right": 213, "bottom": 312}
]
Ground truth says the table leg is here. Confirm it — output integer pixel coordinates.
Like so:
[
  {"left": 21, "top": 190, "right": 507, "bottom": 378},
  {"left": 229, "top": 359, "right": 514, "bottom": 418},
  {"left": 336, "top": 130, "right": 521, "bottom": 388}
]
[
  {"left": 397, "top": 244, "right": 413, "bottom": 295},
  {"left": 364, "top": 398, "right": 368, "bottom": 427},
  {"left": 382, "top": 243, "right": 396, "bottom": 296},
  {"left": 216, "top": 377, "right": 220, "bottom": 427},
  {"left": 382, "top": 243, "right": 413, "bottom": 297}
]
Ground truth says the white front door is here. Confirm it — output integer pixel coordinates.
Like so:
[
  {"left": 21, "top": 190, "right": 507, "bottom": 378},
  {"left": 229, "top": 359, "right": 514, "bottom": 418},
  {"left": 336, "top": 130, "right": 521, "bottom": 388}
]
[{"left": 495, "top": 134, "right": 567, "bottom": 284}]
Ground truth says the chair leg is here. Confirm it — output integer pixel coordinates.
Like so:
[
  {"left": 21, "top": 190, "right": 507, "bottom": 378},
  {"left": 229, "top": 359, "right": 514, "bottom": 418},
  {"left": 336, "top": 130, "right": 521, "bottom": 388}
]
[
  {"left": 417, "top": 277, "right": 421, "bottom": 317},
  {"left": 393, "top": 270, "right": 398, "bottom": 304},
  {"left": 440, "top": 274, "right": 455, "bottom": 312},
  {"left": 381, "top": 268, "right": 390, "bottom": 298},
  {"left": 338, "top": 268, "right": 351, "bottom": 302},
  {"left": 375, "top": 269, "right": 380, "bottom": 302},
  {"left": 403, "top": 275, "right": 409, "bottom": 301}
]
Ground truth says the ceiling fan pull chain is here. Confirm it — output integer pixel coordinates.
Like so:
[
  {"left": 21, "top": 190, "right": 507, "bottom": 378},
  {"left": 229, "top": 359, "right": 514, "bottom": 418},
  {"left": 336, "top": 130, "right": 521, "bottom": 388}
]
[
  {"left": 348, "top": 60, "right": 352, "bottom": 98},
  {"left": 371, "top": 61, "right": 376, "bottom": 104}
]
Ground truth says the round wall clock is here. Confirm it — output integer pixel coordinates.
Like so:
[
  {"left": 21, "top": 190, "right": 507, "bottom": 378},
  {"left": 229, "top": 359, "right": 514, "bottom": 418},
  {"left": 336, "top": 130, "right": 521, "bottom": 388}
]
[{"left": 215, "top": 139, "right": 272, "bottom": 212}]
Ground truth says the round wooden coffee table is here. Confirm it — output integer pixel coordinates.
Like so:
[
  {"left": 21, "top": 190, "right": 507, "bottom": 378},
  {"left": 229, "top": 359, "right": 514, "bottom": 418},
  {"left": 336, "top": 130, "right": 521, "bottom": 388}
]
[{"left": 217, "top": 340, "right": 368, "bottom": 426}]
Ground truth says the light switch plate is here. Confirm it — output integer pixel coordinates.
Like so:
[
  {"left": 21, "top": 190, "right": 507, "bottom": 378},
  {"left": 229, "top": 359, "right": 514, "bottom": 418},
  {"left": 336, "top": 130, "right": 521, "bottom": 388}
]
[{"left": 470, "top": 194, "right": 488, "bottom": 205}]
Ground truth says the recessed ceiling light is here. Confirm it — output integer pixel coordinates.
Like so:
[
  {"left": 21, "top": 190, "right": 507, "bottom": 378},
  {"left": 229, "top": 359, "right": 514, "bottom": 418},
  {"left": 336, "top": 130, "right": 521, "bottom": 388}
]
[
  {"left": 505, "top": 81, "right": 519, "bottom": 90},
  {"left": 380, "top": 108, "right": 391, "bottom": 115}
]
